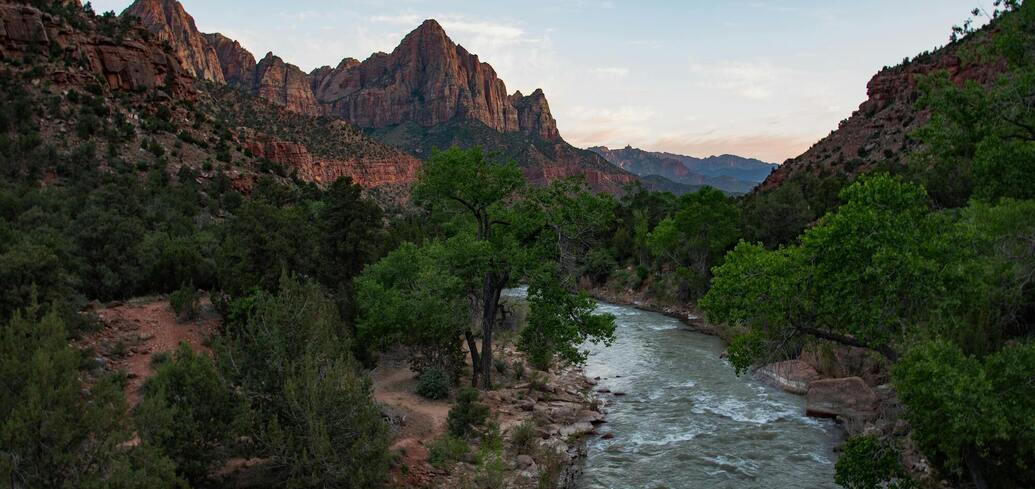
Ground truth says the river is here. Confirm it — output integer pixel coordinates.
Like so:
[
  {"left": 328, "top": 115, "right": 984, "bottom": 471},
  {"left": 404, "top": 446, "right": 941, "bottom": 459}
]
[
  {"left": 503, "top": 288, "right": 843, "bottom": 488},
  {"left": 576, "top": 300, "right": 843, "bottom": 489}
]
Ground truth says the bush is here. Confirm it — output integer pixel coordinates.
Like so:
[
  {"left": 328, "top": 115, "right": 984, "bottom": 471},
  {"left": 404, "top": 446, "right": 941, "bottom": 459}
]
[
  {"left": 1, "top": 305, "right": 186, "bottom": 488},
  {"left": 834, "top": 435, "right": 914, "bottom": 489},
  {"left": 509, "top": 421, "right": 538, "bottom": 456},
  {"left": 135, "top": 344, "right": 243, "bottom": 485},
  {"left": 428, "top": 435, "right": 470, "bottom": 469},
  {"left": 512, "top": 360, "right": 526, "bottom": 380},
  {"left": 169, "top": 284, "right": 199, "bottom": 322},
  {"left": 415, "top": 367, "right": 451, "bottom": 400},
  {"left": 447, "top": 388, "right": 489, "bottom": 438}
]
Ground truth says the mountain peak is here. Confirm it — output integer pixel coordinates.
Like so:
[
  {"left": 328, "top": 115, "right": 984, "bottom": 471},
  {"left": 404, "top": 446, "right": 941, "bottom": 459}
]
[
  {"left": 417, "top": 18, "right": 445, "bottom": 33},
  {"left": 123, "top": 0, "right": 224, "bottom": 82}
]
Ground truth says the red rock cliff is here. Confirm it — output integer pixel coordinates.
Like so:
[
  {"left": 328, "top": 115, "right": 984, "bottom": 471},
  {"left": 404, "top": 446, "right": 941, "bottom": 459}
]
[
  {"left": 203, "top": 32, "right": 254, "bottom": 88},
  {"left": 122, "top": 0, "right": 223, "bottom": 83},
  {"left": 244, "top": 136, "right": 421, "bottom": 188},
  {"left": 254, "top": 52, "right": 320, "bottom": 116},
  {"left": 0, "top": 1, "right": 193, "bottom": 98},
  {"left": 312, "top": 19, "right": 560, "bottom": 140}
]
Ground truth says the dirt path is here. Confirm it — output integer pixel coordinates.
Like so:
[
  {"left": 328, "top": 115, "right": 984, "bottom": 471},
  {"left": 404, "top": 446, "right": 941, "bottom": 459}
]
[
  {"left": 371, "top": 357, "right": 451, "bottom": 448},
  {"left": 80, "top": 297, "right": 220, "bottom": 403}
]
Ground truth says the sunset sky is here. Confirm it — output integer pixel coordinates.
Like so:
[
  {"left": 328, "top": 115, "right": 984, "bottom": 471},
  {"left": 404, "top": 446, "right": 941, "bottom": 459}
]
[{"left": 92, "top": 0, "right": 987, "bottom": 162}]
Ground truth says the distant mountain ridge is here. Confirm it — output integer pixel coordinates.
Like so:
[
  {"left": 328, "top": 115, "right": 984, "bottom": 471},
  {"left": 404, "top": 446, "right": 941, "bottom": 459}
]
[
  {"left": 588, "top": 145, "right": 777, "bottom": 194},
  {"left": 122, "top": 0, "right": 645, "bottom": 193}
]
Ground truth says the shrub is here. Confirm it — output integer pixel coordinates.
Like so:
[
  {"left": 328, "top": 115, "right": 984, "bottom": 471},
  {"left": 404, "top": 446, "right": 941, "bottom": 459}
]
[
  {"left": 509, "top": 421, "right": 538, "bottom": 455},
  {"left": 493, "top": 358, "right": 507, "bottom": 375},
  {"left": 169, "top": 284, "right": 200, "bottom": 322},
  {"left": 1, "top": 305, "right": 186, "bottom": 488},
  {"left": 834, "top": 435, "right": 915, "bottom": 489},
  {"left": 447, "top": 388, "right": 489, "bottom": 438},
  {"left": 512, "top": 360, "right": 526, "bottom": 380},
  {"left": 135, "top": 344, "right": 243, "bottom": 485},
  {"left": 415, "top": 367, "right": 451, "bottom": 400},
  {"left": 428, "top": 435, "right": 470, "bottom": 469}
]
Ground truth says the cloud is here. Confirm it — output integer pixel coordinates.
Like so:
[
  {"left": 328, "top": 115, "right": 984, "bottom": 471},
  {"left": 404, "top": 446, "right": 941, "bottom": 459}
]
[
  {"left": 689, "top": 60, "right": 783, "bottom": 100},
  {"left": 593, "top": 67, "right": 630, "bottom": 79},
  {"left": 650, "top": 132, "right": 814, "bottom": 163},
  {"left": 371, "top": 14, "right": 524, "bottom": 42}
]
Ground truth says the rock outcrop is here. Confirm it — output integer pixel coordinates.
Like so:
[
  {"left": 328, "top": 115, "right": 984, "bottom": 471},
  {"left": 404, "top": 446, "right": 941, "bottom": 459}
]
[
  {"left": 312, "top": 19, "right": 559, "bottom": 140},
  {"left": 253, "top": 52, "right": 320, "bottom": 116},
  {"left": 122, "top": 0, "right": 223, "bottom": 83},
  {"left": 805, "top": 377, "right": 878, "bottom": 419},
  {"left": 0, "top": 1, "right": 194, "bottom": 98},
  {"left": 757, "top": 360, "right": 821, "bottom": 395},
  {"left": 203, "top": 32, "right": 254, "bottom": 88},
  {"left": 244, "top": 135, "right": 420, "bottom": 187}
]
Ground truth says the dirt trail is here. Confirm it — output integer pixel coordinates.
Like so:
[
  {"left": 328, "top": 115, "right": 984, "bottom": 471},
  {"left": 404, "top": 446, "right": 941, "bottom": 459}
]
[
  {"left": 80, "top": 297, "right": 220, "bottom": 403},
  {"left": 371, "top": 357, "right": 451, "bottom": 448}
]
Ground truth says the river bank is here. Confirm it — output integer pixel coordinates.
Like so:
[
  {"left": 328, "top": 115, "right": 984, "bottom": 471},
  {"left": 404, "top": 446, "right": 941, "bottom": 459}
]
[{"left": 378, "top": 344, "right": 602, "bottom": 489}]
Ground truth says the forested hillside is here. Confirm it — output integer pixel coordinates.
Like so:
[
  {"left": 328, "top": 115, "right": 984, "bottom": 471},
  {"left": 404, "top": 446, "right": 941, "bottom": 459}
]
[{"left": 1, "top": 1, "right": 1034, "bottom": 489}]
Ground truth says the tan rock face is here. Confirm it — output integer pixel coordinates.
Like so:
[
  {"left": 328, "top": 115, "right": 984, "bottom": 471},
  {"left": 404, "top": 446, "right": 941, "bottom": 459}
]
[
  {"left": 756, "top": 360, "right": 820, "bottom": 395},
  {"left": 123, "top": 0, "right": 224, "bottom": 83},
  {"left": 0, "top": 2, "right": 193, "bottom": 98},
  {"left": 254, "top": 52, "right": 321, "bottom": 116},
  {"left": 203, "top": 32, "right": 254, "bottom": 88},
  {"left": 312, "top": 20, "right": 559, "bottom": 141},
  {"left": 805, "top": 377, "right": 878, "bottom": 420},
  {"left": 244, "top": 136, "right": 420, "bottom": 188}
]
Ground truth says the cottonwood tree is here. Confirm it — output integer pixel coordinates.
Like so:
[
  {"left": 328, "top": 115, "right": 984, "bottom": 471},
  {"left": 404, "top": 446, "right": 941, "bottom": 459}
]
[
  {"left": 411, "top": 147, "right": 525, "bottom": 388},
  {"left": 403, "top": 147, "right": 616, "bottom": 388}
]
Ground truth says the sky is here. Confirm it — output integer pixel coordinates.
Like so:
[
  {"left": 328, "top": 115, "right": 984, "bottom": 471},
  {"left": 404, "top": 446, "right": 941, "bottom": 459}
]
[{"left": 91, "top": 0, "right": 988, "bottom": 163}]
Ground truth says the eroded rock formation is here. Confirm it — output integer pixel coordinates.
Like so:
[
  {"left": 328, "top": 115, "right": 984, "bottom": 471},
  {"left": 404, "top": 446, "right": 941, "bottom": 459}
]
[
  {"left": 312, "top": 20, "right": 560, "bottom": 140},
  {"left": 0, "top": 1, "right": 194, "bottom": 98},
  {"left": 244, "top": 136, "right": 420, "bottom": 188},
  {"left": 203, "top": 32, "right": 254, "bottom": 88},
  {"left": 122, "top": 0, "right": 223, "bottom": 82},
  {"left": 254, "top": 52, "right": 320, "bottom": 116}
]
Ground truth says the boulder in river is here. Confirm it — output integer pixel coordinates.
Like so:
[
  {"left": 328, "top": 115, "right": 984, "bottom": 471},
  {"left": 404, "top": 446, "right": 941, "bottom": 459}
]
[
  {"left": 756, "top": 360, "right": 820, "bottom": 395},
  {"left": 805, "top": 376, "right": 877, "bottom": 420}
]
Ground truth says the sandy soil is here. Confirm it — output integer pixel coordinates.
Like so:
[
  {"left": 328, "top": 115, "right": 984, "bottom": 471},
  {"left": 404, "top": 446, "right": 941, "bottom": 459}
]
[{"left": 80, "top": 296, "right": 220, "bottom": 403}]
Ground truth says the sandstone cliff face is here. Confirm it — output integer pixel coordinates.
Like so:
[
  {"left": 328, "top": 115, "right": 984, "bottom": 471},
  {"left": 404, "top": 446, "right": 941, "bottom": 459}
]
[
  {"left": 122, "top": 0, "right": 223, "bottom": 83},
  {"left": 0, "top": 1, "right": 193, "bottom": 98},
  {"left": 244, "top": 136, "right": 420, "bottom": 188},
  {"left": 203, "top": 32, "right": 254, "bottom": 88},
  {"left": 760, "top": 40, "right": 1005, "bottom": 191},
  {"left": 312, "top": 20, "right": 559, "bottom": 140},
  {"left": 254, "top": 52, "right": 320, "bottom": 116}
]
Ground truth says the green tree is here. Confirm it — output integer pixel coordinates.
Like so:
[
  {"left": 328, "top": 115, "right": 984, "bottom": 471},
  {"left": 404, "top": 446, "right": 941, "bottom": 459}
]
[
  {"left": 834, "top": 435, "right": 914, "bottom": 489},
  {"left": 355, "top": 239, "right": 476, "bottom": 377},
  {"left": 741, "top": 182, "right": 815, "bottom": 248},
  {"left": 135, "top": 343, "right": 244, "bottom": 485},
  {"left": 701, "top": 174, "right": 971, "bottom": 369},
  {"left": 0, "top": 304, "right": 185, "bottom": 488},
  {"left": 894, "top": 340, "right": 1035, "bottom": 489},
  {"left": 217, "top": 277, "right": 390, "bottom": 487},
  {"left": 648, "top": 186, "right": 742, "bottom": 299},
  {"left": 520, "top": 267, "right": 615, "bottom": 370},
  {"left": 316, "top": 177, "right": 384, "bottom": 310},
  {"left": 911, "top": 1, "right": 1035, "bottom": 207},
  {"left": 267, "top": 349, "right": 390, "bottom": 488},
  {"left": 412, "top": 147, "right": 524, "bottom": 388}
]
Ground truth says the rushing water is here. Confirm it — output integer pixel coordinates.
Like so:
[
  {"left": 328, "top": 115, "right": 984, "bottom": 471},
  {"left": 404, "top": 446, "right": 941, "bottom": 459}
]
[
  {"left": 578, "top": 302, "right": 843, "bottom": 489},
  {"left": 503, "top": 288, "right": 843, "bottom": 489}
]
